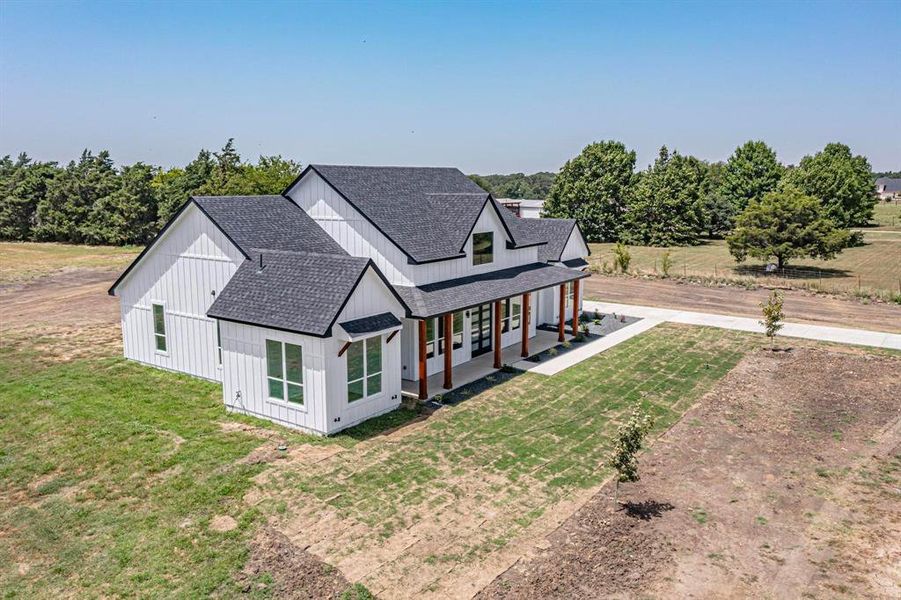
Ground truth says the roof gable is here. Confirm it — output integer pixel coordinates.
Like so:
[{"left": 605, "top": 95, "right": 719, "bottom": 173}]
[
  {"left": 288, "top": 165, "right": 526, "bottom": 263},
  {"left": 208, "top": 251, "right": 377, "bottom": 337}
]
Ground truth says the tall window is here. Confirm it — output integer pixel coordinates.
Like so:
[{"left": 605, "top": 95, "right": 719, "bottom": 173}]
[
  {"left": 266, "top": 340, "right": 304, "bottom": 405},
  {"left": 438, "top": 312, "right": 464, "bottom": 353},
  {"left": 472, "top": 232, "right": 494, "bottom": 265},
  {"left": 152, "top": 303, "right": 167, "bottom": 352},
  {"left": 501, "top": 297, "right": 522, "bottom": 333},
  {"left": 425, "top": 319, "right": 436, "bottom": 359},
  {"left": 216, "top": 322, "right": 222, "bottom": 365},
  {"left": 347, "top": 336, "right": 382, "bottom": 402},
  {"left": 566, "top": 282, "right": 574, "bottom": 306}
]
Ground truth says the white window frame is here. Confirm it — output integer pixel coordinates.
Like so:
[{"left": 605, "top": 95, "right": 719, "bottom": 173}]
[
  {"left": 216, "top": 321, "right": 222, "bottom": 368},
  {"left": 265, "top": 339, "right": 305, "bottom": 407},
  {"left": 347, "top": 335, "right": 383, "bottom": 403},
  {"left": 501, "top": 297, "right": 522, "bottom": 333},
  {"left": 151, "top": 302, "right": 168, "bottom": 355},
  {"left": 472, "top": 231, "right": 494, "bottom": 266},
  {"left": 437, "top": 312, "right": 464, "bottom": 354},
  {"left": 566, "top": 282, "right": 574, "bottom": 306}
]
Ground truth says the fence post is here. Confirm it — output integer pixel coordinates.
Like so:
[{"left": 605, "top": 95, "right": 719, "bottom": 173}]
[{"left": 714, "top": 264, "right": 717, "bottom": 278}]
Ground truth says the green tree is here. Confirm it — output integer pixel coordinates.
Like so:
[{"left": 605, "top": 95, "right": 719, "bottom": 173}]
[
  {"left": 719, "top": 141, "right": 783, "bottom": 214},
  {"left": 34, "top": 150, "right": 120, "bottom": 243},
  {"left": 607, "top": 404, "right": 654, "bottom": 505},
  {"left": 624, "top": 146, "right": 710, "bottom": 246},
  {"left": 0, "top": 153, "right": 61, "bottom": 240},
  {"left": 782, "top": 142, "right": 876, "bottom": 227},
  {"left": 727, "top": 186, "right": 851, "bottom": 268},
  {"left": 544, "top": 141, "right": 636, "bottom": 242},
  {"left": 700, "top": 161, "right": 735, "bottom": 238},
  {"left": 83, "top": 162, "right": 158, "bottom": 245},
  {"left": 198, "top": 139, "right": 245, "bottom": 195}
]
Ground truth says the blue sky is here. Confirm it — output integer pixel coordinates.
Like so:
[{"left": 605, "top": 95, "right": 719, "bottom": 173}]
[{"left": 1, "top": 0, "right": 899, "bottom": 173}]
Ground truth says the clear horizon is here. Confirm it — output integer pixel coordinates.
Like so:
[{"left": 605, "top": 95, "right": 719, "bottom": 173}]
[{"left": 1, "top": 0, "right": 899, "bottom": 173}]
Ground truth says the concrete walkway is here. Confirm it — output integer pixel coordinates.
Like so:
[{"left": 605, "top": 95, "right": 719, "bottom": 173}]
[
  {"left": 514, "top": 318, "right": 663, "bottom": 375},
  {"left": 585, "top": 300, "right": 901, "bottom": 351}
]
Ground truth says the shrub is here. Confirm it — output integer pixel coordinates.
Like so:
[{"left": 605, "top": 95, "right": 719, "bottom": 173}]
[
  {"left": 660, "top": 250, "right": 673, "bottom": 277},
  {"left": 613, "top": 243, "right": 631, "bottom": 273}
]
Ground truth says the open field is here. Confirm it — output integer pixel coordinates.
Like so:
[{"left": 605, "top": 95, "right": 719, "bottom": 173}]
[
  {"left": 872, "top": 201, "right": 901, "bottom": 229},
  {"left": 582, "top": 275, "right": 901, "bottom": 334},
  {"left": 0, "top": 242, "right": 139, "bottom": 284},
  {"left": 589, "top": 228, "right": 901, "bottom": 296},
  {"left": 1, "top": 244, "right": 899, "bottom": 598}
]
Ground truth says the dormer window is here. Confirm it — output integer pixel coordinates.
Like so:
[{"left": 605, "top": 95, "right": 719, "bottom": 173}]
[{"left": 472, "top": 232, "right": 494, "bottom": 266}]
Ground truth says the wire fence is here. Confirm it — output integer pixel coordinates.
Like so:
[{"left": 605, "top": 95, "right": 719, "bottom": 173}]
[{"left": 599, "top": 260, "right": 901, "bottom": 299}]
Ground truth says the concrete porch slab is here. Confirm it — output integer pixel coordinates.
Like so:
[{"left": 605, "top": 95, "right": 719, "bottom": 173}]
[{"left": 401, "top": 329, "right": 570, "bottom": 400}]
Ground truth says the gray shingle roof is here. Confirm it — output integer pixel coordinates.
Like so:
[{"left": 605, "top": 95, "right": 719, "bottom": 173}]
[
  {"left": 393, "top": 262, "right": 589, "bottom": 318},
  {"left": 207, "top": 250, "right": 372, "bottom": 336},
  {"left": 562, "top": 257, "right": 589, "bottom": 269},
  {"left": 304, "top": 165, "right": 528, "bottom": 263},
  {"left": 193, "top": 195, "right": 346, "bottom": 256},
  {"left": 875, "top": 177, "right": 901, "bottom": 193},
  {"left": 511, "top": 218, "right": 577, "bottom": 262},
  {"left": 339, "top": 312, "right": 402, "bottom": 336}
]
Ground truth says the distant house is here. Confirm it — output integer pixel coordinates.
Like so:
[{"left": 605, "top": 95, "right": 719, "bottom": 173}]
[
  {"left": 109, "top": 165, "right": 589, "bottom": 435},
  {"left": 875, "top": 177, "right": 901, "bottom": 201},
  {"left": 498, "top": 198, "right": 545, "bottom": 219}
]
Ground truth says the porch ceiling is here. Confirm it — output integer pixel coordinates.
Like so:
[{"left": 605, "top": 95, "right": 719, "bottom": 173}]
[{"left": 394, "top": 262, "right": 589, "bottom": 319}]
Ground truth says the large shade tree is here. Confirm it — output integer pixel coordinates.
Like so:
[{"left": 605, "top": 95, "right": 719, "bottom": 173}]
[
  {"left": 0, "top": 153, "right": 59, "bottom": 240},
  {"left": 727, "top": 186, "right": 851, "bottom": 268},
  {"left": 624, "top": 146, "right": 710, "bottom": 246},
  {"left": 719, "top": 141, "right": 784, "bottom": 214},
  {"left": 782, "top": 142, "right": 876, "bottom": 228},
  {"left": 543, "top": 140, "right": 636, "bottom": 242}
]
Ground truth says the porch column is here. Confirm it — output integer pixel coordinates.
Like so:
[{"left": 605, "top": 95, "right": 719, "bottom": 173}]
[
  {"left": 521, "top": 292, "right": 531, "bottom": 357},
  {"left": 558, "top": 283, "right": 566, "bottom": 342},
  {"left": 418, "top": 319, "right": 428, "bottom": 400},
  {"left": 493, "top": 300, "right": 502, "bottom": 369},
  {"left": 572, "top": 279, "right": 580, "bottom": 336},
  {"left": 443, "top": 313, "right": 453, "bottom": 389}
]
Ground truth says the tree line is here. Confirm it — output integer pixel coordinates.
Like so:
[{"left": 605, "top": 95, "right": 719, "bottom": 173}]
[
  {"left": 539, "top": 140, "right": 878, "bottom": 267},
  {"left": 0, "top": 139, "right": 300, "bottom": 245},
  {"left": 468, "top": 172, "right": 555, "bottom": 200}
]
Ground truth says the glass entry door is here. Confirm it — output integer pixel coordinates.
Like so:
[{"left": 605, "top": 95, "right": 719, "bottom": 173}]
[{"left": 470, "top": 304, "right": 493, "bottom": 356}]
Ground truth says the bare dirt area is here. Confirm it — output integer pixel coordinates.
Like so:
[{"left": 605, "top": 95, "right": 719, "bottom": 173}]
[
  {"left": 584, "top": 274, "right": 901, "bottom": 333},
  {"left": 0, "top": 268, "right": 122, "bottom": 360},
  {"left": 479, "top": 347, "right": 901, "bottom": 599}
]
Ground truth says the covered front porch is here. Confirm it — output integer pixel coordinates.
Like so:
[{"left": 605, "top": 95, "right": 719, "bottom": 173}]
[
  {"left": 401, "top": 328, "right": 572, "bottom": 400},
  {"left": 394, "top": 262, "right": 589, "bottom": 401}
]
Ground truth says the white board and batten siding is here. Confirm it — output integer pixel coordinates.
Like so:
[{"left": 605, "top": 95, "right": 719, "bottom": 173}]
[
  {"left": 116, "top": 203, "right": 242, "bottom": 382},
  {"left": 287, "top": 172, "right": 540, "bottom": 287},
  {"left": 221, "top": 266, "right": 406, "bottom": 435},
  {"left": 560, "top": 227, "right": 590, "bottom": 263}
]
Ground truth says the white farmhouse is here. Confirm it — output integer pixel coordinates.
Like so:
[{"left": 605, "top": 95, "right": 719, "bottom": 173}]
[{"left": 109, "top": 166, "right": 589, "bottom": 435}]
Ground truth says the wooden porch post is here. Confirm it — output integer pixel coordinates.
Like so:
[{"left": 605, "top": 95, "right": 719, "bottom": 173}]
[
  {"left": 443, "top": 313, "right": 453, "bottom": 389},
  {"left": 418, "top": 319, "right": 428, "bottom": 400},
  {"left": 493, "top": 300, "right": 502, "bottom": 369},
  {"left": 558, "top": 283, "right": 566, "bottom": 342},
  {"left": 572, "top": 279, "right": 580, "bottom": 336},
  {"left": 521, "top": 292, "right": 531, "bottom": 357}
]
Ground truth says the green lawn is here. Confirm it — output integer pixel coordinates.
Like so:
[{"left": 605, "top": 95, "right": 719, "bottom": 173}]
[
  {"left": 1, "top": 324, "right": 753, "bottom": 596},
  {"left": 262, "top": 324, "right": 752, "bottom": 593},
  {"left": 590, "top": 230, "right": 901, "bottom": 294}
]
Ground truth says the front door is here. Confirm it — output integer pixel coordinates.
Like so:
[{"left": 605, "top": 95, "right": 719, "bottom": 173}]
[{"left": 470, "top": 303, "right": 493, "bottom": 356}]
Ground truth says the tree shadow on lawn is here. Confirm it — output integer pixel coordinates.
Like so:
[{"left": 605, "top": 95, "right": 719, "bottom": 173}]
[{"left": 621, "top": 499, "right": 676, "bottom": 521}]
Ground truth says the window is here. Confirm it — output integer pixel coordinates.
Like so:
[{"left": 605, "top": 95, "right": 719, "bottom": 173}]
[
  {"left": 266, "top": 339, "right": 304, "bottom": 405},
  {"left": 566, "top": 282, "right": 574, "bottom": 306},
  {"left": 347, "top": 336, "right": 382, "bottom": 402},
  {"left": 472, "top": 232, "right": 494, "bottom": 266},
  {"left": 216, "top": 322, "right": 222, "bottom": 365},
  {"left": 438, "top": 312, "right": 464, "bottom": 353},
  {"left": 501, "top": 297, "right": 522, "bottom": 333},
  {"left": 425, "top": 319, "right": 436, "bottom": 359},
  {"left": 152, "top": 303, "right": 167, "bottom": 352}
]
